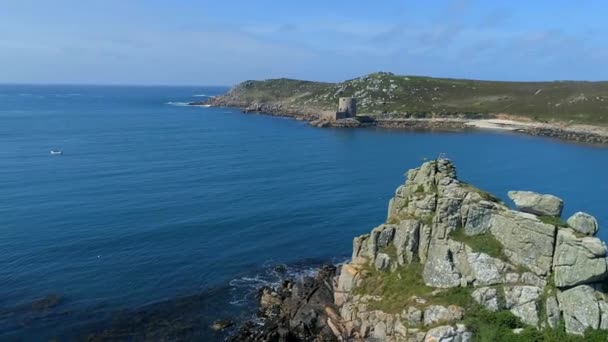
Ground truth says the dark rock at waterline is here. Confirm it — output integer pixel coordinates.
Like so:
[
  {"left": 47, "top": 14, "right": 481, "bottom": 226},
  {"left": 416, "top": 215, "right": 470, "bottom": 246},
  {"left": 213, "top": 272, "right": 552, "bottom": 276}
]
[
  {"left": 230, "top": 264, "right": 339, "bottom": 341},
  {"left": 211, "top": 319, "right": 234, "bottom": 331},
  {"left": 273, "top": 264, "right": 288, "bottom": 275},
  {"left": 31, "top": 294, "right": 62, "bottom": 312},
  {"left": 82, "top": 292, "right": 231, "bottom": 341}
]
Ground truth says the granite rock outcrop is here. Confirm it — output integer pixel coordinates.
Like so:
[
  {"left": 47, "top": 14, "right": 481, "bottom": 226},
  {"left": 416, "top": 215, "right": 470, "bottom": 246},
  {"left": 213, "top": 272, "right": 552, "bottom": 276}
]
[
  {"left": 332, "top": 158, "right": 608, "bottom": 339},
  {"left": 233, "top": 159, "right": 607, "bottom": 340}
]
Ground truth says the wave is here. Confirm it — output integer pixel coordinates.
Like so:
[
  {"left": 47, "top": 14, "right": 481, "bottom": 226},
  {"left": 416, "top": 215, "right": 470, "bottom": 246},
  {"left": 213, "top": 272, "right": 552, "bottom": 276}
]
[
  {"left": 193, "top": 94, "right": 208, "bottom": 97},
  {"left": 54, "top": 93, "right": 81, "bottom": 97},
  {"left": 165, "top": 101, "right": 191, "bottom": 107},
  {"left": 227, "top": 257, "right": 346, "bottom": 306}
]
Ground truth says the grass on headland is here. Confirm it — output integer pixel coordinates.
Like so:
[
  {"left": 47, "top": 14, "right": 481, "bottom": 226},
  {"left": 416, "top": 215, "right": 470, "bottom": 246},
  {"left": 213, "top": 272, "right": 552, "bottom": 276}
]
[
  {"left": 353, "top": 262, "right": 472, "bottom": 314},
  {"left": 353, "top": 259, "right": 608, "bottom": 341},
  {"left": 378, "top": 244, "right": 398, "bottom": 261},
  {"left": 353, "top": 262, "right": 431, "bottom": 314},
  {"left": 386, "top": 216, "right": 401, "bottom": 224},
  {"left": 460, "top": 182, "right": 503, "bottom": 203},
  {"left": 449, "top": 228, "right": 505, "bottom": 260},
  {"left": 538, "top": 215, "right": 568, "bottom": 227}
]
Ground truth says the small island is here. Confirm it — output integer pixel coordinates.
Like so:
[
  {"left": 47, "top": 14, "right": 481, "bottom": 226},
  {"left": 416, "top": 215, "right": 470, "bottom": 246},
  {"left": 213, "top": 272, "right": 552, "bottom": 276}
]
[
  {"left": 232, "top": 158, "right": 608, "bottom": 341},
  {"left": 192, "top": 72, "right": 608, "bottom": 145}
]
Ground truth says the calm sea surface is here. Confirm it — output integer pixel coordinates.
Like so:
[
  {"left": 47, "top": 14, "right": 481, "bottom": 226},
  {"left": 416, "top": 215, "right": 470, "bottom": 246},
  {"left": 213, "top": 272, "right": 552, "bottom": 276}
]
[{"left": 1, "top": 85, "right": 607, "bottom": 339}]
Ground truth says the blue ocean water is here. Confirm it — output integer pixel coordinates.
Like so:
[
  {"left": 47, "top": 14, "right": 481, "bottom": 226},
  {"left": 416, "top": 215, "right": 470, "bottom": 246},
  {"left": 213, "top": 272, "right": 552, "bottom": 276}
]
[{"left": 1, "top": 85, "right": 607, "bottom": 339}]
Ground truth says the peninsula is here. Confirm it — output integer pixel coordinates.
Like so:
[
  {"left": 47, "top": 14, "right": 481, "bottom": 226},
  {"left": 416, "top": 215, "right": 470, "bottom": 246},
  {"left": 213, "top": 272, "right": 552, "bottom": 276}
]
[
  {"left": 192, "top": 73, "right": 608, "bottom": 145},
  {"left": 232, "top": 159, "right": 608, "bottom": 341}
]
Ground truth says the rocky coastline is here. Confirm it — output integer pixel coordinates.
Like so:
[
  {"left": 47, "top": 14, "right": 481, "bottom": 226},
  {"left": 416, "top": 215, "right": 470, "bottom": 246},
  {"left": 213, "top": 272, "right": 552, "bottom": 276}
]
[
  {"left": 191, "top": 97, "right": 608, "bottom": 146},
  {"left": 230, "top": 158, "right": 608, "bottom": 341}
]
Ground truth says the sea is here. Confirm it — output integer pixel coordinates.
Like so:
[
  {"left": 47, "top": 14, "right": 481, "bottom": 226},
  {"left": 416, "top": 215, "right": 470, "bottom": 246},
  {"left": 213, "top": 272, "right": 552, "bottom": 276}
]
[{"left": 1, "top": 85, "right": 607, "bottom": 340}]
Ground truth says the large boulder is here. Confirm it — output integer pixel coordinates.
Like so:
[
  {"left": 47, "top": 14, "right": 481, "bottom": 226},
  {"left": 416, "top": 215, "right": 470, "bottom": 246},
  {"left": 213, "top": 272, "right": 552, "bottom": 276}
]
[
  {"left": 424, "top": 324, "right": 472, "bottom": 342},
  {"left": 335, "top": 264, "right": 363, "bottom": 305},
  {"left": 557, "top": 285, "right": 608, "bottom": 335},
  {"left": 508, "top": 191, "right": 563, "bottom": 217},
  {"left": 392, "top": 219, "right": 420, "bottom": 265},
  {"left": 403, "top": 306, "right": 423, "bottom": 327},
  {"left": 489, "top": 211, "right": 556, "bottom": 276},
  {"left": 423, "top": 305, "right": 464, "bottom": 326},
  {"left": 352, "top": 234, "right": 370, "bottom": 260},
  {"left": 374, "top": 253, "right": 391, "bottom": 270},
  {"left": 553, "top": 229, "right": 608, "bottom": 287},
  {"left": 423, "top": 242, "right": 462, "bottom": 288},
  {"left": 504, "top": 285, "right": 541, "bottom": 327},
  {"left": 567, "top": 212, "right": 599, "bottom": 236},
  {"left": 472, "top": 287, "right": 500, "bottom": 311},
  {"left": 466, "top": 252, "right": 508, "bottom": 286}
]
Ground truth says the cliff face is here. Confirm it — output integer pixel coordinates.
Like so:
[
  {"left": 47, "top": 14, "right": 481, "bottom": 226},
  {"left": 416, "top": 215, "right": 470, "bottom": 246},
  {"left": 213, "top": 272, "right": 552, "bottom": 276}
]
[{"left": 332, "top": 159, "right": 608, "bottom": 341}]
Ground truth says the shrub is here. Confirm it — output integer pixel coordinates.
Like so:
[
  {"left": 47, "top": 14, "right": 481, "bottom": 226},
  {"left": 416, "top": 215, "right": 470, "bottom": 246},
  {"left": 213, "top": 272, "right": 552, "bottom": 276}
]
[{"left": 386, "top": 216, "right": 400, "bottom": 224}]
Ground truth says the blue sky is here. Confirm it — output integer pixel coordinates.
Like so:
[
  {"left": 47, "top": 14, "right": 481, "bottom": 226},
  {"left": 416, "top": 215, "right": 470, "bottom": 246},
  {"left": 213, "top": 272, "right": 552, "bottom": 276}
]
[{"left": 1, "top": 0, "right": 607, "bottom": 85}]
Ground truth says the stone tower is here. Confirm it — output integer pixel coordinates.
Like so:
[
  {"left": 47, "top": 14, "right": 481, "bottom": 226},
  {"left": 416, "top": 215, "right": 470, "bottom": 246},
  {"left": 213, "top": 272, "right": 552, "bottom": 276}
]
[{"left": 337, "top": 97, "right": 357, "bottom": 118}]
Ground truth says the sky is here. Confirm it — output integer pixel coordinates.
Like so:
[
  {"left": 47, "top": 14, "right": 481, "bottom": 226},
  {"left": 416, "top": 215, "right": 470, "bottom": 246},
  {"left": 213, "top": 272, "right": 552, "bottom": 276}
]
[{"left": 1, "top": 0, "right": 607, "bottom": 85}]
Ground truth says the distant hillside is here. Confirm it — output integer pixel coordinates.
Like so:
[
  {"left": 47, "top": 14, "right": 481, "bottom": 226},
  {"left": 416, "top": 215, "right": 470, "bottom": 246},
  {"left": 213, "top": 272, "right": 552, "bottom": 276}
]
[{"left": 211, "top": 72, "right": 608, "bottom": 125}]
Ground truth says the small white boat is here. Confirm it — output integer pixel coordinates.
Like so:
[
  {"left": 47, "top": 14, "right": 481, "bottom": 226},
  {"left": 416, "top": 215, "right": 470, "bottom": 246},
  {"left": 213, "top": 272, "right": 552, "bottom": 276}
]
[{"left": 50, "top": 150, "right": 63, "bottom": 155}]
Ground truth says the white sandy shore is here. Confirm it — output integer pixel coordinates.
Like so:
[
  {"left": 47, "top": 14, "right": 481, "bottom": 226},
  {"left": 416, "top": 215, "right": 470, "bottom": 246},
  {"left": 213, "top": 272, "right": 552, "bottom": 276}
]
[
  {"left": 372, "top": 116, "right": 608, "bottom": 139},
  {"left": 465, "top": 119, "right": 539, "bottom": 131},
  {"left": 465, "top": 119, "right": 608, "bottom": 138}
]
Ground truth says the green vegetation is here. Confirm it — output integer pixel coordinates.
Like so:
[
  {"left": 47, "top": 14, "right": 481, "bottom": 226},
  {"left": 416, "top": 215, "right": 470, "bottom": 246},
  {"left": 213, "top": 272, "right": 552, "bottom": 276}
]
[
  {"left": 379, "top": 244, "right": 398, "bottom": 261},
  {"left": 354, "top": 259, "right": 608, "bottom": 340},
  {"left": 456, "top": 293, "right": 608, "bottom": 342},
  {"left": 353, "top": 262, "right": 473, "bottom": 313},
  {"left": 386, "top": 216, "right": 401, "bottom": 224},
  {"left": 461, "top": 182, "right": 503, "bottom": 203},
  {"left": 537, "top": 276, "right": 554, "bottom": 327},
  {"left": 464, "top": 307, "right": 608, "bottom": 341},
  {"left": 353, "top": 262, "right": 430, "bottom": 313},
  {"left": 449, "top": 228, "right": 505, "bottom": 260},
  {"left": 415, "top": 184, "right": 425, "bottom": 193},
  {"left": 420, "top": 215, "right": 434, "bottom": 226},
  {"left": 225, "top": 72, "right": 608, "bottom": 125},
  {"left": 464, "top": 307, "right": 528, "bottom": 342},
  {"left": 538, "top": 215, "right": 569, "bottom": 227}
]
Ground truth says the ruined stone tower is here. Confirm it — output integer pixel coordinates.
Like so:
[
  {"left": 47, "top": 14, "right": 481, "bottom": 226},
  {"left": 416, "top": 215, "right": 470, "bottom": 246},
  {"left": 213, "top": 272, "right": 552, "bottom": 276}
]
[{"left": 337, "top": 97, "right": 357, "bottom": 119}]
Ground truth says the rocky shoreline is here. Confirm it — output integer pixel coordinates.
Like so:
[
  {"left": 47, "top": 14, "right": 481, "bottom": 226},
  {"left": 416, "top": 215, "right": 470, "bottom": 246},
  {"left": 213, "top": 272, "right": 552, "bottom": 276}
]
[
  {"left": 190, "top": 98, "right": 608, "bottom": 146},
  {"left": 229, "top": 158, "right": 608, "bottom": 341}
]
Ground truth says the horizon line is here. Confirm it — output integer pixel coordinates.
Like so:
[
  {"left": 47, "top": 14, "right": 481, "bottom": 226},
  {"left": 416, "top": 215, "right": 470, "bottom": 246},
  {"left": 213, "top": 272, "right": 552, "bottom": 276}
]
[
  {"left": 0, "top": 82, "right": 233, "bottom": 88},
  {"left": 2, "top": 72, "right": 608, "bottom": 87}
]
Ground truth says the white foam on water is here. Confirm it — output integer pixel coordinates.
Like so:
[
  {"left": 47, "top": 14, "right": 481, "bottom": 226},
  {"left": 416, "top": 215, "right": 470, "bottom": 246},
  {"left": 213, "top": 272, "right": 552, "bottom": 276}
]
[
  {"left": 165, "top": 101, "right": 190, "bottom": 107},
  {"left": 227, "top": 258, "right": 346, "bottom": 307}
]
